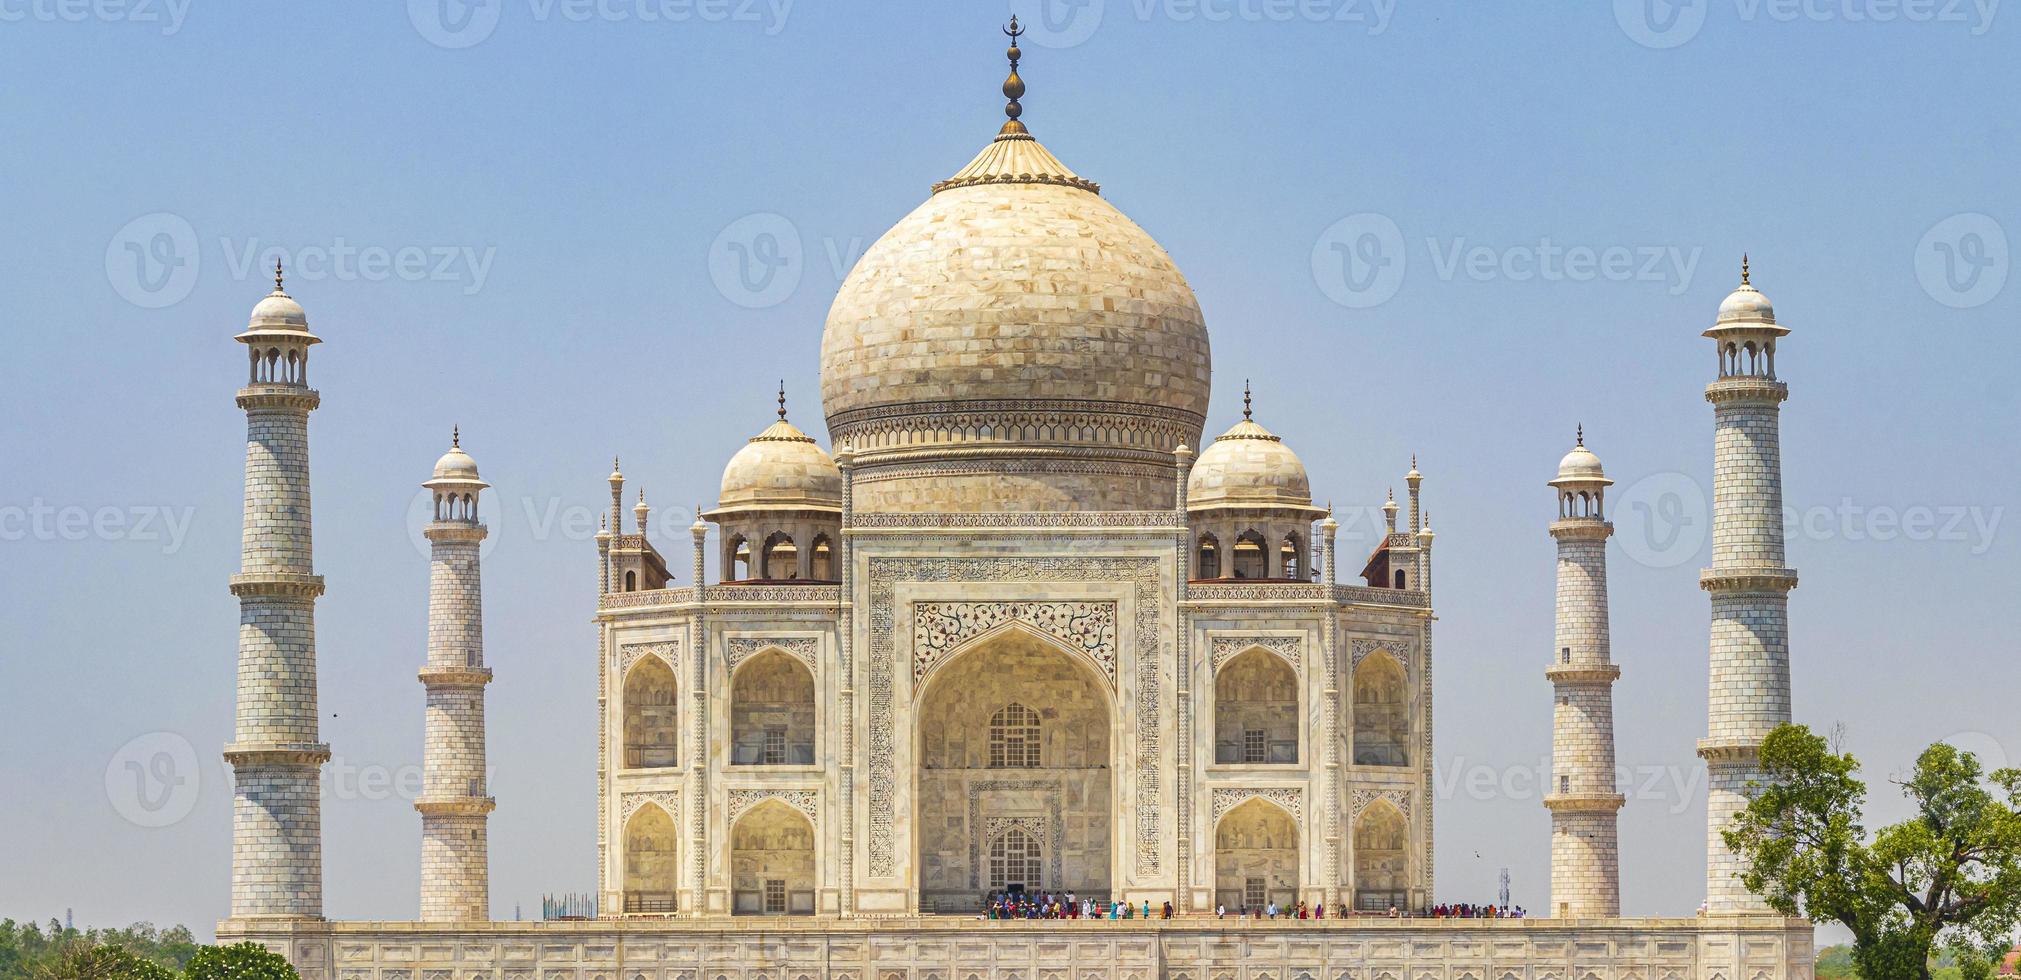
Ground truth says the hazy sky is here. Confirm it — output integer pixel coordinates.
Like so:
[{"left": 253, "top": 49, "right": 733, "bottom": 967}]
[{"left": 1, "top": 1, "right": 2015, "bottom": 940}]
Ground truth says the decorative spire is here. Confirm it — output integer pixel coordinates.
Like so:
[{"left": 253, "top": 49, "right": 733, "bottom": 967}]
[
  {"left": 777, "top": 380, "right": 788, "bottom": 421},
  {"left": 1740, "top": 253, "right": 1751, "bottom": 285},
  {"left": 452, "top": 425, "right": 460, "bottom": 449},
  {"left": 1242, "top": 380, "right": 1254, "bottom": 420},
  {"left": 272, "top": 258, "right": 286, "bottom": 294},
  {"left": 1576, "top": 423, "right": 1584, "bottom": 447},
  {"left": 1001, "top": 16, "right": 1027, "bottom": 136}
]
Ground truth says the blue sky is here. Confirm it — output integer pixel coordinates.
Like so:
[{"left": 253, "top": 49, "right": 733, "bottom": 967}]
[{"left": 0, "top": 0, "right": 2015, "bottom": 937}]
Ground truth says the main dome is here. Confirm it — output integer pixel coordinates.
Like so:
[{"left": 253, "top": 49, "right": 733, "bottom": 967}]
[{"left": 820, "top": 98, "right": 1211, "bottom": 513}]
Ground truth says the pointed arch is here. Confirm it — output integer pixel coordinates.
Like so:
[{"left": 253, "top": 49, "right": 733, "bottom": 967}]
[
  {"left": 622, "top": 654, "right": 678, "bottom": 769},
  {"left": 1352, "top": 650, "right": 1409, "bottom": 767},
  {"left": 730, "top": 648, "right": 815, "bottom": 766},
  {"left": 1233, "top": 530, "right": 1268, "bottom": 579},
  {"left": 1214, "top": 647, "right": 1299, "bottom": 764},
  {"left": 729, "top": 798, "right": 815, "bottom": 915},
  {"left": 622, "top": 802, "right": 679, "bottom": 913},
  {"left": 760, "top": 531, "right": 798, "bottom": 580},
  {"left": 1196, "top": 532, "right": 1222, "bottom": 580},
  {"left": 1214, "top": 796, "right": 1300, "bottom": 912},
  {"left": 809, "top": 534, "right": 834, "bottom": 581},
  {"left": 1352, "top": 799, "right": 1410, "bottom": 912},
  {"left": 986, "top": 826, "right": 1044, "bottom": 893}
]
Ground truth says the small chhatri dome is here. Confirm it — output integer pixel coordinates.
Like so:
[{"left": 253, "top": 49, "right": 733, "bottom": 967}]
[
  {"left": 247, "top": 259, "right": 310, "bottom": 332},
  {"left": 718, "top": 387, "right": 843, "bottom": 514},
  {"left": 425, "top": 427, "right": 488, "bottom": 490},
  {"left": 1550, "top": 427, "right": 1611, "bottom": 487},
  {"left": 1186, "top": 387, "right": 1316, "bottom": 510},
  {"left": 1715, "top": 254, "right": 1776, "bottom": 325}
]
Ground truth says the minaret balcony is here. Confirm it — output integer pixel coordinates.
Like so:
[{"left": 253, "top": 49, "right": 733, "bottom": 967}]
[
  {"left": 228, "top": 572, "right": 326, "bottom": 599},
  {"left": 415, "top": 795, "right": 497, "bottom": 817},
  {"left": 1545, "top": 663, "right": 1621, "bottom": 684},
  {"left": 1698, "top": 567, "right": 1798, "bottom": 593},
  {"left": 1704, "top": 376, "right": 1789, "bottom": 405},
  {"left": 235, "top": 386, "right": 322, "bottom": 413},
  {"left": 223, "top": 741, "right": 332, "bottom": 767},
  {"left": 1543, "top": 792, "right": 1626, "bottom": 812},
  {"left": 417, "top": 665, "right": 493, "bottom": 687}
]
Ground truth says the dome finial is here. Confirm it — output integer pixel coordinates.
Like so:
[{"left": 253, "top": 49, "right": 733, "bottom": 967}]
[
  {"left": 272, "top": 258, "right": 286, "bottom": 294},
  {"left": 1576, "top": 423, "right": 1584, "bottom": 447},
  {"left": 778, "top": 379, "right": 788, "bottom": 420},
  {"left": 1000, "top": 16, "right": 1028, "bottom": 136},
  {"left": 1740, "top": 253, "right": 1751, "bottom": 285},
  {"left": 452, "top": 424, "right": 460, "bottom": 449},
  {"left": 1242, "top": 380, "right": 1253, "bottom": 420}
]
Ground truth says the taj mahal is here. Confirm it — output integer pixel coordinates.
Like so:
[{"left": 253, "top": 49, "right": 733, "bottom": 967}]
[{"left": 215, "top": 20, "right": 1818, "bottom": 980}]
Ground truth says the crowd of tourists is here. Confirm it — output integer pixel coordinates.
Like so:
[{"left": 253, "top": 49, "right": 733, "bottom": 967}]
[
  {"left": 1428, "top": 903, "right": 1526, "bottom": 918},
  {"left": 984, "top": 892, "right": 1176, "bottom": 920},
  {"left": 979, "top": 893, "right": 1526, "bottom": 921}
]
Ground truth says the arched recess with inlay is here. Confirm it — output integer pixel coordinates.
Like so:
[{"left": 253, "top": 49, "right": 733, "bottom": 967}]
[
  {"left": 1214, "top": 797, "right": 1299, "bottom": 912},
  {"left": 1214, "top": 647, "right": 1298, "bottom": 764},
  {"left": 621, "top": 803, "right": 678, "bottom": 914},
  {"left": 914, "top": 625, "right": 1115, "bottom": 912},
  {"left": 730, "top": 799, "right": 816, "bottom": 915},
  {"left": 730, "top": 649, "right": 815, "bottom": 766},
  {"left": 1351, "top": 651, "right": 1409, "bottom": 767},
  {"left": 1352, "top": 799, "right": 1411, "bottom": 912},
  {"left": 622, "top": 656, "right": 678, "bottom": 769}
]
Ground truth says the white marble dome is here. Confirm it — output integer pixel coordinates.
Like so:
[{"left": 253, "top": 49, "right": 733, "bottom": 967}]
[
  {"left": 818, "top": 124, "right": 1212, "bottom": 512},
  {"left": 1551, "top": 442, "right": 1608, "bottom": 485},
  {"left": 717, "top": 418, "right": 843, "bottom": 514},
  {"left": 248, "top": 289, "right": 309, "bottom": 332},
  {"left": 1716, "top": 281, "right": 1775, "bottom": 324},
  {"left": 1187, "top": 417, "right": 1313, "bottom": 509},
  {"left": 431, "top": 445, "right": 481, "bottom": 483}
]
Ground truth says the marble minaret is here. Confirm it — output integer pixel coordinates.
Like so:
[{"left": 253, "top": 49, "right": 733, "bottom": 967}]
[
  {"left": 226, "top": 264, "right": 330, "bottom": 919},
  {"left": 1698, "top": 258, "right": 1797, "bottom": 913},
  {"left": 417, "top": 430, "right": 496, "bottom": 921},
  {"left": 1545, "top": 429, "right": 1624, "bottom": 918}
]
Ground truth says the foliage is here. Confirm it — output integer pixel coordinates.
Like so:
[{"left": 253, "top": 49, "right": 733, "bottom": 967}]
[
  {"left": 180, "top": 945, "right": 297, "bottom": 980},
  {"left": 1725, "top": 725, "right": 2021, "bottom": 980},
  {"left": 1816, "top": 944, "right": 1859, "bottom": 979},
  {"left": 0, "top": 923, "right": 283, "bottom": 980}
]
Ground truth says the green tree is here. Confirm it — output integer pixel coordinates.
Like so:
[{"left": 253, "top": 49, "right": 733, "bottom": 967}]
[
  {"left": 180, "top": 944, "right": 297, "bottom": 980},
  {"left": 1724, "top": 725, "right": 2021, "bottom": 980}
]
